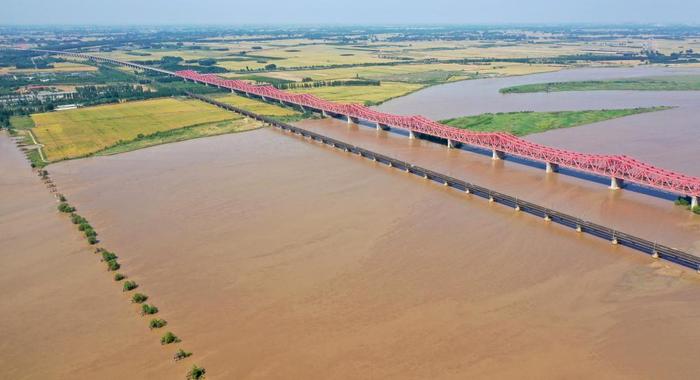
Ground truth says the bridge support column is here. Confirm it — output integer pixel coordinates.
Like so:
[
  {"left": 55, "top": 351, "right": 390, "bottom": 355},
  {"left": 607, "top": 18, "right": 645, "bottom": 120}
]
[
  {"left": 545, "top": 162, "right": 559, "bottom": 173},
  {"left": 376, "top": 122, "right": 382, "bottom": 131},
  {"left": 609, "top": 177, "right": 623, "bottom": 190},
  {"left": 322, "top": 110, "right": 328, "bottom": 117},
  {"left": 492, "top": 149, "right": 504, "bottom": 160},
  {"left": 261, "top": 96, "right": 267, "bottom": 102},
  {"left": 346, "top": 115, "right": 353, "bottom": 124},
  {"left": 691, "top": 196, "right": 698, "bottom": 209},
  {"left": 447, "top": 139, "right": 455, "bottom": 149},
  {"left": 409, "top": 130, "right": 416, "bottom": 139}
]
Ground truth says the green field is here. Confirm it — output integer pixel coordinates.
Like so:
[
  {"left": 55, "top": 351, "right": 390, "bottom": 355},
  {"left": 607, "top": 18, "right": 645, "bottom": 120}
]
[
  {"left": 500, "top": 75, "right": 700, "bottom": 93},
  {"left": 440, "top": 107, "right": 670, "bottom": 136},
  {"left": 31, "top": 97, "right": 248, "bottom": 161},
  {"left": 9, "top": 115, "right": 35, "bottom": 130}
]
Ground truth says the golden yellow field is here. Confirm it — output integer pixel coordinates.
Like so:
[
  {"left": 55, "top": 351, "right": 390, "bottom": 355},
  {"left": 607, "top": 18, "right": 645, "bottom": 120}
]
[
  {"left": 214, "top": 94, "right": 301, "bottom": 116},
  {"left": 32, "top": 98, "right": 238, "bottom": 161},
  {"left": 289, "top": 82, "right": 424, "bottom": 104},
  {"left": 231, "top": 62, "right": 561, "bottom": 83}
]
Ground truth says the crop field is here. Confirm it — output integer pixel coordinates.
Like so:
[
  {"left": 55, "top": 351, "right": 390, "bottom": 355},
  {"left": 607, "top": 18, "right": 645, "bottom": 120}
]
[
  {"left": 213, "top": 94, "right": 302, "bottom": 116},
  {"left": 216, "top": 44, "right": 394, "bottom": 71},
  {"left": 32, "top": 97, "right": 239, "bottom": 161},
  {"left": 97, "top": 117, "right": 260, "bottom": 156},
  {"left": 289, "top": 81, "right": 423, "bottom": 104},
  {"left": 225, "top": 62, "right": 561, "bottom": 84},
  {"left": 0, "top": 61, "right": 98, "bottom": 75},
  {"left": 440, "top": 107, "right": 670, "bottom": 136}
]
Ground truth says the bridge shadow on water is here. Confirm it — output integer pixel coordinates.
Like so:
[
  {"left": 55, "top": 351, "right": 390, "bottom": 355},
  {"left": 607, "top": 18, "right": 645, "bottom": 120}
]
[{"left": 331, "top": 115, "right": 679, "bottom": 203}]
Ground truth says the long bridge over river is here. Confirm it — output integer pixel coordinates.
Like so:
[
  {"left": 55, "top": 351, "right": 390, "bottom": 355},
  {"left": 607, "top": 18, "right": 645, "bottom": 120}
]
[
  {"left": 15, "top": 48, "right": 700, "bottom": 270},
  {"left": 27, "top": 49, "right": 700, "bottom": 209}
]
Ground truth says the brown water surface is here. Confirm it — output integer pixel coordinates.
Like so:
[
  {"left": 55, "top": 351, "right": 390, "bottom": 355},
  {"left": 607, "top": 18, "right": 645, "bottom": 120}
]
[
  {"left": 42, "top": 128, "right": 700, "bottom": 379},
  {"left": 0, "top": 132, "right": 181, "bottom": 379}
]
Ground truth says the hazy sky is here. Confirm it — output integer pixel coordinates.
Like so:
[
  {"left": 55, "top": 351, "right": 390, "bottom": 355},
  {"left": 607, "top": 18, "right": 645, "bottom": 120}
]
[{"left": 2, "top": 0, "right": 699, "bottom": 25}]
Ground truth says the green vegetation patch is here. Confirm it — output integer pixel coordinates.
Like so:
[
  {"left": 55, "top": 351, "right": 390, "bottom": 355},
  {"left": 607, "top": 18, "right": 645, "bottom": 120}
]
[
  {"left": 440, "top": 107, "right": 670, "bottom": 136},
  {"left": 96, "top": 117, "right": 259, "bottom": 156},
  {"left": 500, "top": 75, "right": 700, "bottom": 93},
  {"left": 369, "top": 70, "right": 468, "bottom": 84},
  {"left": 9, "top": 116, "right": 35, "bottom": 130}
]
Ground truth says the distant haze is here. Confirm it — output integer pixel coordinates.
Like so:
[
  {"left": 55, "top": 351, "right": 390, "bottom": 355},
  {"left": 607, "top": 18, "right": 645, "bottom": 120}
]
[{"left": 2, "top": 0, "right": 700, "bottom": 25}]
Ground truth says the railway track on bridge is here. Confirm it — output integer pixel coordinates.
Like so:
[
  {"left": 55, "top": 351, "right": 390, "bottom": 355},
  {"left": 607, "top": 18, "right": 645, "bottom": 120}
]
[{"left": 188, "top": 92, "right": 700, "bottom": 272}]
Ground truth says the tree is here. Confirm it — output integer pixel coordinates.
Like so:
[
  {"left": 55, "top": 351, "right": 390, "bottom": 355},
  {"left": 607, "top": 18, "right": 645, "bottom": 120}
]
[
  {"left": 174, "top": 349, "right": 192, "bottom": 361},
  {"left": 131, "top": 293, "right": 148, "bottom": 303},
  {"left": 149, "top": 318, "right": 167, "bottom": 329},
  {"left": 141, "top": 304, "right": 158, "bottom": 315},
  {"left": 123, "top": 281, "right": 138, "bottom": 292},
  {"left": 114, "top": 273, "right": 125, "bottom": 281},
  {"left": 160, "top": 331, "right": 181, "bottom": 345},
  {"left": 264, "top": 63, "right": 277, "bottom": 70},
  {"left": 186, "top": 365, "right": 206, "bottom": 380}
]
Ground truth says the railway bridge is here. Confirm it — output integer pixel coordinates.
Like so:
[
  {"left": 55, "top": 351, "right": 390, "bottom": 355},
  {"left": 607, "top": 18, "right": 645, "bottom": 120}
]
[{"left": 25, "top": 48, "right": 700, "bottom": 210}]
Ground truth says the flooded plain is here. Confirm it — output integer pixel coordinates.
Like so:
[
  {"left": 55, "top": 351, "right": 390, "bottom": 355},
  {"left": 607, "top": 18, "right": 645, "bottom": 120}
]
[
  {"left": 0, "top": 133, "right": 182, "bottom": 379},
  {"left": 378, "top": 66, "right": 700, "bottom": 174},
  {"left": 38, "top": 127, "right": 700, "bottom": 379}
]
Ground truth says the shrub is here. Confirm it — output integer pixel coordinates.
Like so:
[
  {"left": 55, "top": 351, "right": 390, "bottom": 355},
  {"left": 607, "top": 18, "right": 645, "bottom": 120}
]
[
  {"left": 57, "top": 202, "right": 75, "bottom": 213},
  {"left": 693, "top": 206, "right": 700, "bottom": 214},
  {"left": 114, "top": 273, "right": 126, "bottom": 281},
  {"left": 186, "top": 365, "right": 206, "bottom": 380},
  {"left": 123, "top": 280, "right": 138, "bottom": 292},
  {"left": 141, "top": 304, "right": 158, "bottom": 315},
  {"left": 84, "top": 228, "right": 97, "bottom": 238},
  {"left": 106, "top": 259, "right": 120, "bottom": 271},
  {"left": 161, "top": 331, "right": 181, "bottom": 345},
  {"left": 100, "top": 250, "right": 117, "bottom": 262},
  {"left": 174, "top": 349, "right": 192, "bottom": 361},
  {"left": 59, "top": 194, "right": 66, "bottom": 202},
  {"left": 87, "top": 236, "right": 98, "bottom": 245},
  {"left": 675, "top": 197, "right": 690, "bottom": 206},
  {"left": 70, "top": 214, "right": 86, "bottom": 224},
  {"left": 131, "top": 293, "right": 148, "bottom": 303},
  {"left": 149, "top": 318, "right": 167, "bottom": 329},
  {"left": 78, "top": 222, "right": 92, "bottom": 231}
]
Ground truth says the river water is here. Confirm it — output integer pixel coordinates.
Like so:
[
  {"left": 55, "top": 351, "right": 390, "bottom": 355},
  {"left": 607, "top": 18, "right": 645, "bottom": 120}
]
[
  {"left": 42, "top": 127, "right": 700, "bottom": 379},
  {"left": 378, "top": 66, "right": 700, "bottom": 175}
]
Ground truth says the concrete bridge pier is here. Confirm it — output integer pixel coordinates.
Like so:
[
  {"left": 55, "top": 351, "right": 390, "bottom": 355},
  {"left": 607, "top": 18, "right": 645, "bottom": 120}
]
[
  {"left": 409, "top": 130, "right": 417, "bottom": 139},
  {"left": 691, "top": 196, "right": 698, "bottom": 209},
  {"left": 492, "top": 149, "right": 505, "bottom": 160},
  {"left": 545, "top": 162, "right": 559, "bottom": 173},
  {"left": 322, "top": 110, "right": 328, "bottom": 117},
  {"left": 447, "top": 139, "right": 455, "bottom": 149},
  {"left": 609, "top": 177, "right": 624, "bottom": 190}
]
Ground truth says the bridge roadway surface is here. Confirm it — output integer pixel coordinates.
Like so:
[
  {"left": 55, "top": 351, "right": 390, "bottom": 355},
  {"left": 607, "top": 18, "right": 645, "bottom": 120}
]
[
  {"left": 187, "top": 93, "right": 700, "bottom": 271},
  {"left": 23, "top": 49, "right": 700, "bottom": 204}
]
